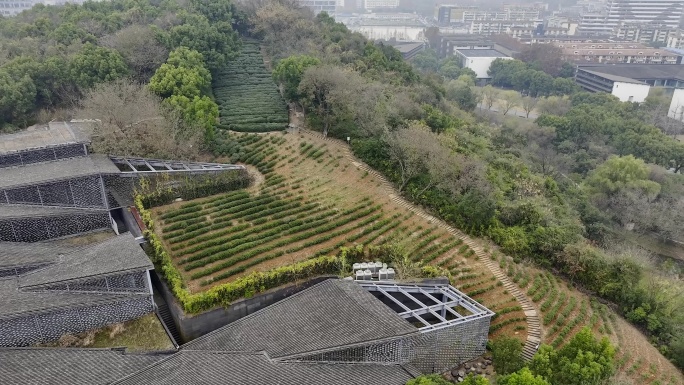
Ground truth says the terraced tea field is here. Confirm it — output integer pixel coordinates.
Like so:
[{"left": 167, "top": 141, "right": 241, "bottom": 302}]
[
  {"left": 213, "top": 40, "right": 289, "bottom": 132},
  {"left": 147, "top": 130, "right": 684, "bottom": 385},
  {"left": 149, "top": 131, "right": 527, "bottom": 342}
]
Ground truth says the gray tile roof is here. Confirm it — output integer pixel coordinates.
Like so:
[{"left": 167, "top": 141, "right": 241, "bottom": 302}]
[
  {"left": 577, "top": 63, "right": 684, "bottom": 81},
  {"left": 0, "top": 205, "right": 107, "bottom": 219},
  {"left": 0, "top": 154, "right": 120, "bottom": 189},
  {"left": 19, "top": 234, "right": 153, "bottom": 288},
  {"left": 184, "top": 279, "right": 418, "bottom": 357},
  {"left": 457, "top": 49, "right": 509, "bottom": 57},
  {"left": 0, "top": 240, "right": 77, "bottom": 268},
  {"left": 0, "top": 279, "right": 147, "bottom": 319},
  {"left": 0, "top": 347, "right": 167, "bottom": 385},
  {"left": 113, "top": 350, "right": 416, "bottom": 385},
  {"left": 0, "top": 234, "right": 153, "bottom": 319},
  {"left": 576, "top": 69, "right": 647, "bottom": 84},
  {"left": 0, "top": 121, "right": 90, "bottom": 154}
]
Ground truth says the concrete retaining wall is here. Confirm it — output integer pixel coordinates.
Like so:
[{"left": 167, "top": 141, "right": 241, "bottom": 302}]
[{"left": 151, "top": 272, "right": 337, "bottom": 343}]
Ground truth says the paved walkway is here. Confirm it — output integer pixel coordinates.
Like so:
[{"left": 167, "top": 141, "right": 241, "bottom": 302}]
[{"left": 300, "top": 129, "right": 542, "bottom": 360}]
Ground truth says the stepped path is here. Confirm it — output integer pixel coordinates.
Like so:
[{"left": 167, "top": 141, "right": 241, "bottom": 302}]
[{"left": 300, "top": 129, "right": 542, "bottom": 360}]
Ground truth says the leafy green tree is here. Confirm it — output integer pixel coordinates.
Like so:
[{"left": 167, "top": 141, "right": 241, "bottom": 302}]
[
  {"left": 149, "top": 47, "right": 211, "bottom": 99},
  {"left": 164, "top": 12, "right": 239, "bottom": 71},
  {"left": 584, "top": 155, "right": 661, "bottom": 197},
  {"left": 411, "top": 50, "right": 439, "bottom": 73},
  {"left": 446, "top": 80, "right": 477, "bottom": 111},
  {"left": 498, "top": 367, "right": 550, "bottom": 385},
  {"left": 530, "top": 327, "right": 615, "bottom": 385},
  {"left": 69, "top": 43, "right": 128, "bottom": 89},
  {"left": 405, "top": 374, "right": 452, "bottom": 385},
  {"left": 190, "top": 0, "right": 232, "bottom": 23},
  {"left": 461, "top": 374, "right": 491, "bottom": 385},
  {"left": 166, "top": 94, "right": 218, "bottom": 141},
  {"left": 49, "top": 22, "right": 95, "bottom": 45},
  {"left": 272, "top": 55, "right": 321, "bottom": 102},
  {"left": 0, "top": 70, "right": 37, "bottom": 127},
  {"left": 490, "top": 336, "right": 525, "bottom": 375}
]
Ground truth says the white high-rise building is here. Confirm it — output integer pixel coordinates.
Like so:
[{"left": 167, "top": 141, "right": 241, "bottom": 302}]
[
  {"left": 605, "top": 0, "right": 684, "bottom": 29},
  {"left": 579, "top": 0, "right": 684, "bottom": 35}
]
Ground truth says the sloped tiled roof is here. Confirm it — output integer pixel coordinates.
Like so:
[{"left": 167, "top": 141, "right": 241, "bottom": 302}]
[
  {"left": 0, "top": 154, "right": 120, "bottom": 188},
  {"left": 0, "top": 347, "right": 168, "bottom": 385},
  {"left": 0, "top": 240, "right": 77, "bottom": 268},
  {"left": 0, "top": 279, "right": 148, "bottom": 320},
  {"left": 0, "top": 205, "right": 107, "bottom": 219},
  {"left": 184, "top": 279, "right": 418, "bottom": 357},
  {"left": 19, "top": 234, "right": 153, "bottom": 288},
  {"left": 112, "top": 350, "right": 417, "bottom": 385},
  {"left": 0, "top": 234, "right": 153, "bottom": 319}
]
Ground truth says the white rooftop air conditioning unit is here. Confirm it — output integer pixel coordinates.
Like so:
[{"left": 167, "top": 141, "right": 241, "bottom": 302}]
[
  {"left": 378, "top": 268, "right": 388, "bottom": 280},
  {"left": 363, "top": 269, "right": 373, "bottom": 280},
  {"left": 386, "top": 268, "right": 396, "bottom": 280},
  {"left": 356, "top": 270, "right": 365, "bottom": 280}
]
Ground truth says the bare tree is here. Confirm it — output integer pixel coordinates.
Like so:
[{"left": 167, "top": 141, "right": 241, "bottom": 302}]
[
  {"left": 498, "top": 90, "right": 521, "bottom": 116},
  {"left": 100, "top": 25, "right": 169, "bottom": 82},
  {"left": 537, "top": 95, "right": 572, "bottom": 116},
  {"left": 385, "top": 123, "right": 434, "bottom": 191},
  {"left": 482, "top": 85, "right": 498, "bottom": 111},
  {"left": 521, "top": 96, "right": 538, "bottom": 118},
  {"left": 77, "top": 78, "right": 203, "bottom": 160},
  {"left": 249, "top": 0, "right": 317, "bottom": 60}
]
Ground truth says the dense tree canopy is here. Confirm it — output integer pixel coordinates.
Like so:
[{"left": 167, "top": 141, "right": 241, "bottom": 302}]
[{"left": 0, "top": 0, "right": 240, "bottom": 130}]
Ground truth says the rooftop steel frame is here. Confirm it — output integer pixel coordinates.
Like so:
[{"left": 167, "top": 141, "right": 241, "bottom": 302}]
[
  {"left": 358, "top": 282, "right": 495, "bottom": 332},
  {"left": 109, "top": 157, "right": 244, "bottom": 174}
]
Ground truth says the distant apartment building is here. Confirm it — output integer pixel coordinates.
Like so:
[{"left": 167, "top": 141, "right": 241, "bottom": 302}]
[
  {"left": 578, "top": 13, "right": 613, "bottom": 35},
  {"left": 298, "top": 0, "right": 338, "bottom": 15},
  {"left": 579, "top": 0, "right": 684, "bottom": 36},
  {"left": 453, "top": 49, "right": 513, "bottom": 78},
  {"left": 435, "top": 4, "right": 540, "bottom": 24},
  {"left": 613, "top": 23, "right": 674, "bottom": 44},
  {"left": 555, "top": 42, "right": 683, "bottom": 63},
  {"left": 470, "top": 21, "right": 541, "bottom": 35},
  {"left": 666, "top": 29, "right": 684, "bottom": 49},
  {"left": 0, "top": 0, "right": 36, "bottom": 15},
  {"left": 0, "top": 0, "right": 73, "bottom": 16},
  {"left": 605, "top": 0, "right": 684, "bottom": 29},
  {"left": 436, "top": 5, "right": 478, "bottom": 24},
  {"left": 363, "top": 0, "right": 399, "bottom": 9},
  {"left": 437, "top": 34, "right": 495, "bottom": 57},
  {"left": 344, "top": 13, "right": 427, "bottom": 41}
]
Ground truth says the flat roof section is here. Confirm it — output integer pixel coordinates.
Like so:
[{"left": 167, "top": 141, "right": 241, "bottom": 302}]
[
  {"left": 0, "top": 154, "right": 120, "bottom": 189},
  {"left": 457, "top": 49, "right": 509, "bottom": 57}
]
